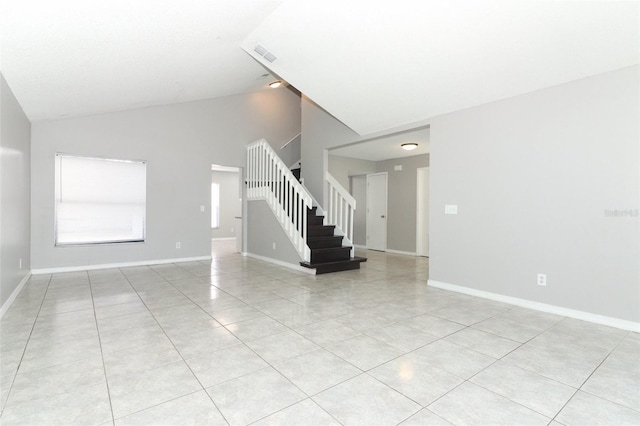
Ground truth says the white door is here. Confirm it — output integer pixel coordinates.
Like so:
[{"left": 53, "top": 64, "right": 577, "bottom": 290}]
[
  {"left": 416, "top": 167, "right": 430, "bottom": 256},
  {"left": 367, "top": 173, "right": 387, "bottom": 251}
]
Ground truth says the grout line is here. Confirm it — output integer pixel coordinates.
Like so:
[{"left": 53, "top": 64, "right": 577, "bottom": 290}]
[
  {"left": 88, "top": 271, "right": 117, "bottom": 425},
  {"left": 1, "top": 274, "right": 52, "bottom": 413}
]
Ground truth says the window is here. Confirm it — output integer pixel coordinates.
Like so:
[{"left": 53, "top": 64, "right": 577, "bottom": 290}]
[
  {"left": 211, "top": 183, "right": 220, "bottom": 228},
  {"left": 55, "top": 154, "right": 146, "bottom": 245}
]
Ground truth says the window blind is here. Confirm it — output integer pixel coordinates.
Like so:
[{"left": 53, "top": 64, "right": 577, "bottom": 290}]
[{"left": 55, "top": 154, "right": 146, "bottom": 245}]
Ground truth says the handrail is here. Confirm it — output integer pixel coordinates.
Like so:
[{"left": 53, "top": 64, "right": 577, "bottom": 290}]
[
  {"left": 325, "top": 172, "right": 356, "bottom": 257},
  {"left": 246, "top": 139, "right": 312, "bottom": 262},
  {"left": 280, "top": 132, "right": 301, "bottom": 150}
]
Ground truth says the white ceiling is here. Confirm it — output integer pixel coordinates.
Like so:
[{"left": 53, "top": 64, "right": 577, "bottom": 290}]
[
  {"left": 330, "top": 127, "right": 430, "bottom": 162},
  {"left": 243, "top": 1, "right": 639, "bottom": 135},
  {"left": 1, "top": 0, "right": 638, "bottom": 132},
  {"left": 0, "top": 0, "right": 282, "bottom": 121}
]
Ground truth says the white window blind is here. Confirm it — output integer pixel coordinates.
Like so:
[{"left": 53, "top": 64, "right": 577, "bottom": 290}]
[{"left": 55, "top": 154, "right": 146, "bottom": 245}]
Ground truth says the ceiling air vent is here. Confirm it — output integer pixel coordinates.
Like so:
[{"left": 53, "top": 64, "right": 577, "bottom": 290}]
[
  {"left": 254, "top": 44, "right": 277, "bottom": 63},
  {"left": 254, "top": 45, "right": 268, "bottom": 56}
]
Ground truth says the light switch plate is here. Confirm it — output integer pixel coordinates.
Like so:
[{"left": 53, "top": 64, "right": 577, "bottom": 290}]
[{"left": 445, "top": 205, "right": 458, "bottom": 215}]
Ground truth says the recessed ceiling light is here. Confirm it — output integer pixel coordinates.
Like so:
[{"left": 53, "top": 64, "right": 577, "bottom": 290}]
[
  {"left": 269, "top": 80, "right": 282, "bottom": 88},
  {"left": 401, "top": 143, "right": 418, "bottom": 151}
]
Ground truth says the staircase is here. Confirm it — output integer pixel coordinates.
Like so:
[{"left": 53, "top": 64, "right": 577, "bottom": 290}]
[
  {"left": 300, "top": 207, "right": 367, "bottom": 274},
  {"left": 247, "top": 139, "right": 365, "bottom": 274}
]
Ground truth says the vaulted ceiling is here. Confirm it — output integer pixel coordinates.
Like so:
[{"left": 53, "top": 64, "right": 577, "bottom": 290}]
[
  {"left": 1, "top": 0, "right": 638, "bottom": 131},
  {"left": 243, "top": 1, "right": 639, "bottom": 135},
  {"left": 0, "top": 0, "right": 283, "bottom": 121}
]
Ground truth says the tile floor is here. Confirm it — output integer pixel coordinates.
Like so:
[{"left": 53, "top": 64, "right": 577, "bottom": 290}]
[{"left": 1, "top": 241, "right": 638, "bottom": 425}]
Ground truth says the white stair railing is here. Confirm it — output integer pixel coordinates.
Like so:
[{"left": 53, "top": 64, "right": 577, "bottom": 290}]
[
  {"left": 325, "top": 172, "right": 356, "bottom": 257},
  {"left": 246, "top": 139, "right": 312, "bottom": 262}
]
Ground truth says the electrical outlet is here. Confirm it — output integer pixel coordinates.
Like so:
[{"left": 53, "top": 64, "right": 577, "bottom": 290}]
[
  {"left": 200, "top": 205, "right": 205, "bottom": 212},
  {"left": 19, "top": 258, "right": 22, "bottom": 269},
  {"left": 231, "top": 227, "right": 234, "bottom": 233},
  {"left": 537, "top": 273, "right": 546, "bottom": 286},
  {"left": 176, "top": 242, "right": 181, "bottom": 249},
  {"left": 272, "top": 242, "right": 276, "bottom": 250}
]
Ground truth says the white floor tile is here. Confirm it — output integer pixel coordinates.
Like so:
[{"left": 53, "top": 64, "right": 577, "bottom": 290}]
[
  {"left": 429, "top": 382, "right": 550, "bottom": 425},
  {"left": 470, "top": 360, "right": 576, "bottom": 418},
  {"left": 313, "top": 374, "right": 421, "bottom": 426},
  {"left": 0, "top": 242, "right": 634, "bottom": 426},
  {"left": 251, "top": 398, "right": 340, "bottom": 425},
  {"left": 555, "top": 390, "right": 640, "bottom": 426},
  {"left": 369, "top": 353, "right": 464, "bottom": 406},
  {"left": 115, "top": 390, "right": 226, "bottom": 425},
  {"left": 206, "top": 367, "right": 306, "bottom": 426},
  {"left": 108, "top": 360, "right": 201, "bottom": 419},
  {"left": 272, "top": 348, "right": 361, "bottom": 395}
]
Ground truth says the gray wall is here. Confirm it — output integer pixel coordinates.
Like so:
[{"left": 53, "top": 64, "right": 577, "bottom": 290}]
[
  {"left": 301, "top": 96, "right": 430, "bottom": 204},
  {"left": 246, "top": 201, "right": 303, "bottom": 264},
  {"left": 301, "top": 97, "right": 362, "bottom": 202},
  {"left": 31, "top": 88, "right": 301, "bottom": 269},
  {"left": 376, "top": 154, "right": 429, "bottom": 253},
  {"left": 430, "top": 66, "right": 639, "bottom": 323},
  {"left": 0, "top": 74, "right": 31, "bottom": 307},
  {"left": 280, "top": 133, "right": 301, "bottom": 168},
  {"left": 328, "top": 155, "right": 375, "bottom": 189},
  {"left": 327, "top": 154, "right": 429, "bottom": 252},
  {"left": 211, "top": 170, "right": 241, "bottom": 239}
]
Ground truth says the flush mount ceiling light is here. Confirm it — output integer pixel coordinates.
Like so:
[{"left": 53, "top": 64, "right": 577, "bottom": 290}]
[
  {"left": 268, "top": 80, "right": 282, "bottom": 88},
  {"left": 401, "top": 143, "right": 418, "bottom": 151}
]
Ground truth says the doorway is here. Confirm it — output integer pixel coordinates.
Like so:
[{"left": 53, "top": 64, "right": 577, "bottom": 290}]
[
  {"left": 366, "top": 172, "right": 388, "bottom": 251},
  {"left": 416, "top": 167, "right": 430, "bottom": 256},
  {"left": 211, "top": 164, "right": 242, "bottom": 252}
]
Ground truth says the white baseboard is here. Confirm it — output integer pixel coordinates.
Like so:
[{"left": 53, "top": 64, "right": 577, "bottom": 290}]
[
  {"left": 242, "top": 252, "right": 316, "bottom": 275},
  {"left": 385, "top": 249, "right": 418, "bottom": 257},
  {"left": 211, "top": 237, "right": 236, "bottom": 241},
  {"left": 1, "top": 272, "right": 32, "bottom": 319},
  {"left": 354, "top": 244, "right": 368, "bottom": 250},
  {"left": 31, "top": 256, "right": 213, "bottom": 275},
  {"left": 428, "top": 279, "right": 640, "bottom": 333}
]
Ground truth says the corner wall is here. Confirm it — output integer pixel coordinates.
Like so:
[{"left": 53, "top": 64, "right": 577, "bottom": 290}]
[
  {"left": 31, "top": 88, "right": 301, "bottom": 270},
  {"left": 0, "top": 74, "right": 31, "bottom": 308},
  {"left": 246, "top": 201, "right": 303, "bottom": 266},
  {"left": 429, "top": 66, "right": 639, "bottom": 323}
]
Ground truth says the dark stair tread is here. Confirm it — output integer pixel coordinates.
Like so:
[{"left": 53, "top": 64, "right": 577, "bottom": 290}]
[
  {"left": 310, "top": 246, "right": 352, "bottom": 263},
  {"left": 310, "top": 246, "right": 351, "bottom": 252},
  {"left": 308, "top": 235, "right": 342, "bottom": 241},
  {"left": 300, "top": 256, "right": 367, "bottom": 267},
  {"left": 292, "top": 168, "right": 301, "bottom": 182},
  {"left": 307, "top": 235, "right": 344, "bottom": 249},
  {"left": 307, "top": 225, "right": 336, "bottom": 237},
  {"left": 308, "top": 225, "right": 335, "bottom": 229},
  {"left": 300, "top": 256, "right": 367, "bottom": 274},
  {"left": 307, "top": 215, "right": 325, "bottom": 225}
]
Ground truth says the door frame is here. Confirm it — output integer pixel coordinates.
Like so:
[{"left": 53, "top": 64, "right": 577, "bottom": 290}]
[
  {"left": 366, "top": 172, "right": 388, "bottom": 251},
  {"left": 416, "top": 166, "right": 430, "bottom": 257}
]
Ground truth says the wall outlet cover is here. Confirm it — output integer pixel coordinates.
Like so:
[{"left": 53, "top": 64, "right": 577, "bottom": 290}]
[
  {"left": 445, "top": 205, "right": 458, "bottom": 215},
  {"left": 537, "top": 273, "right": 547, "bottom": 286}
]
